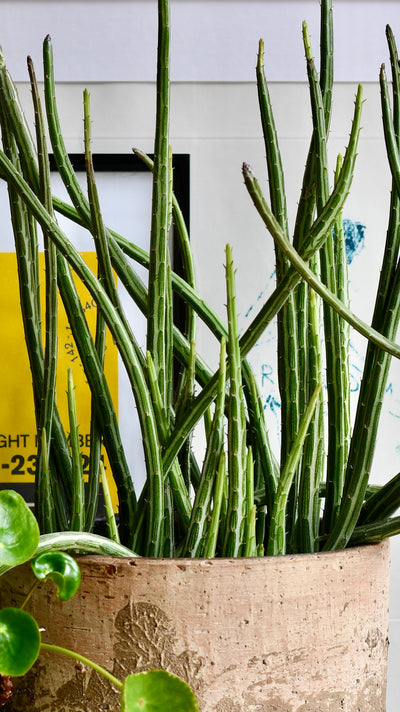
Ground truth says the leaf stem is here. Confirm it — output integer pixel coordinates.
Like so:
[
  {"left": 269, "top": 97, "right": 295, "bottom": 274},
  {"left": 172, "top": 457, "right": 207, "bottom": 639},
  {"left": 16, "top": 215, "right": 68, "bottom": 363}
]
[
  {"left": 20, "top": 580, "right": 41, "bottom": 611},
  {"left": 40, "top": 643, "right": 122, "bottom": 690}
]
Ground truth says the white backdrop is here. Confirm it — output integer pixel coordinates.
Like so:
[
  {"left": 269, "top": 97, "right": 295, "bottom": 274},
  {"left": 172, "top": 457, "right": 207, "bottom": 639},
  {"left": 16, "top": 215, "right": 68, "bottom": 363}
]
[{"left": 0, "top": 1, "right": 399, "bottom": 83}]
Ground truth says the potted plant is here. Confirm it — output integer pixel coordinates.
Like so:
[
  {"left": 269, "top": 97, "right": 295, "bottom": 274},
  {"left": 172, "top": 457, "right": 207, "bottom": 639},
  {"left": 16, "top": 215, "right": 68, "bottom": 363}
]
[
  {"left": 0, "top": 489, "right": 199, "bottom": 711},
  {"left": 0, "top": 0, "right": 398, "bottom": 709}
]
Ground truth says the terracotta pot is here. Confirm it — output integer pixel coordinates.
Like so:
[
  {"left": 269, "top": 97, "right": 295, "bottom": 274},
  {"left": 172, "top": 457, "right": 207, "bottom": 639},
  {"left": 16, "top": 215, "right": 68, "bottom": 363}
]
[{"left": 0, "top": 540, "right": 390, "bottom": 711}]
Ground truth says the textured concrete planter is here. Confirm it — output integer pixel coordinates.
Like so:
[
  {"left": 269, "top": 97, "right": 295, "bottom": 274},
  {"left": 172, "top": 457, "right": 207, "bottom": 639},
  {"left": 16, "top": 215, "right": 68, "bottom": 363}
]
[{"left": 0, "top": 540, "right": 390, "bottom": 711}]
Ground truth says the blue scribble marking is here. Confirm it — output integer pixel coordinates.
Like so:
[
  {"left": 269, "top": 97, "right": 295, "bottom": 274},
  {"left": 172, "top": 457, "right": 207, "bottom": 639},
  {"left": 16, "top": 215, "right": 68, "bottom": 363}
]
[
  {"left": 261, "top": 363, "right": 274, "bottom": 387},
  {"left": 387, "top": 382, "right": 400, "bottom": 418},
  {"left": 343, "top": 219, "right": 366, "bottom": 264},
  {"left": 264, "top": 394, "right": 281, "bottom": 415},
  {"left": 350, "top": 363, "right": 362, "bottom": 393}
]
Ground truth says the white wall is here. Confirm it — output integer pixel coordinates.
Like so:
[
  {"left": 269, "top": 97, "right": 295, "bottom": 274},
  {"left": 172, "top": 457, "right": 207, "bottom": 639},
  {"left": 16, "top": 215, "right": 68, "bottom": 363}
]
[
  {"left": 2, "top": 1, "right": 400, "bottom": 82},
  {"left": 2, "top": 1, "right": 400, "bottom": 708}
]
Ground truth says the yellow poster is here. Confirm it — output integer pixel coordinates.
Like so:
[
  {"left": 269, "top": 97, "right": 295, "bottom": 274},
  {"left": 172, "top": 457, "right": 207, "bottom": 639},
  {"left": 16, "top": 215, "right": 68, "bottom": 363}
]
[{"left": 0, "top": 251, "right": 118, "bottom": 510}]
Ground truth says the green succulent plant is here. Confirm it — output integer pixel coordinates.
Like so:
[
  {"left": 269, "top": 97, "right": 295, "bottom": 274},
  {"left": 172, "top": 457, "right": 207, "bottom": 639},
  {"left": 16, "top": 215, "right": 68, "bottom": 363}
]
[{"left": 0, "top": 0, "right": 400, "bottom": 559}]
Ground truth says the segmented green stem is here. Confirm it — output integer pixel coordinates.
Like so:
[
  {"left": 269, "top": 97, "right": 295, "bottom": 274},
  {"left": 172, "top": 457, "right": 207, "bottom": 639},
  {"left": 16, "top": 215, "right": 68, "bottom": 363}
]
[
  {"left": 243, "top": 448, "right": 257, "bottom": 557},
  {"left": 0, "top": 71, "right": 43, "bottom": 417},
  {"left": 222, "top": 245, "right": 247, "bottom": 557},
  {"left": 242, "top": 365, "right": 278, "bottom": 516},
  {"left": 256, "top": 38, "right": 289, "bottom": 235},
  {"left": 296, "top": 286, "right": 324, "bottom": 552},
  {"left": 174, "top": 340, "right": 196, "bottom": 489},
  {"left": 84, "top": 91, "right": 119, "bottom": 311},
  {"left": 291, "top": 7, "right": 334, "bottom": 541},
  {"left": 293, "top": 0, "right": 333, "bottom": 252},
  {"left": 132, "top": 146, "right": 196, "bottom": 313},
  {"left": 83, "top": 88, "right": 121, "bottom": 529},
  {"left": 28, "top": 55, "right": 59, "bottom": 533},
  {"left": 321, "top": 155, "right": 350, "bottom": 534},
  {"left": 203, "top": 450, "right": 227, "bottom": 558},
  {"left": 349, "top": 517, "right": 400, "bottom": 546},
  {"left": 55, "top": 253, "right": 136, "bottom": 543},
  {"left": 360, "top": 471, "right": 400, "bottom": 523},
  {"left": 267, "top": 383, "right": 322, "bottom": 555},
  {"left": 100, "top": 460, "right": 120, "bottom": 544},
  {"left": 240, "top": 83, "right": 362, "bottom": 357},
  {"left": 290, "top": 25, "right": 326, "bottom": 552},
  {"left": 67, "top": 368, "right": 85, "bottom": 531},
  {"left": 241, "top": 154, "right": 400, "bottom": 361},
  {"left": 0, "top": 51, "right": 73, "bottom": 515},
  {"left": 0, "top": 106, "right": 59, "bottom": 525},
  {"left": 47, "top": 67, "right": 143, "bottom": 553},
  {"left": 43, "top": 37, "right": 89, "bottom": 227},
  {"left": 140, "top": 0, "right": 173, "bottom": 551},
  {"left": 0, "top": 47, "right": 39, "bottom": 192},
  {"left": 324, "top": 59, "right": 400, "bottom": 550},
  {"left": 146, "top": 350, "right": 192, "bottom": 533},
  {"left": 37, "top": 429, "right": 56, "bottom": 533},
  {"left": 147, "top": 0, "right": 173, "bottom": 414},
  {"left": 132, "top": 148, "right": 198, "bottom": 430},
  {"left": 257, "top": 36, "right": 300, "bottom": 492},
  {"left": 181, "top": 338, "right": 226, "bottom": 557}
]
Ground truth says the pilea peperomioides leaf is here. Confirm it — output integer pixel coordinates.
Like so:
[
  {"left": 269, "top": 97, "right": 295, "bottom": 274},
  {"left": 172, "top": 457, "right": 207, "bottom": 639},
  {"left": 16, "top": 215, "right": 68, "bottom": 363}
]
[
  {"left": 120, "top": 670, "right": 199, "bottom": 711},
  {"left": 0, "top": 490, "right": 39, "bottom": 568},
  {"left": 31, "top": 551, "right": 81, "bottom": 601},
  {"left": 0, "top": 608, "right": 40, "bottom": 676}
]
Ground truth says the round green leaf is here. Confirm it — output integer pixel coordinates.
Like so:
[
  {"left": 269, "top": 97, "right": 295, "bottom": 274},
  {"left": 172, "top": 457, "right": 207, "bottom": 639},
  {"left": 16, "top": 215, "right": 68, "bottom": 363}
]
[
  {"left": 121, "top": 670, "right": 199, "bottom": 712},
  {"left": 0, "top": 490, "right": 39, "bottom": 567},
  {"left": 0, "top": 608, "right": 40, "bottom": 676},
  {"left": 31, "top": 551, "right": 81, "bottom": 601}
]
